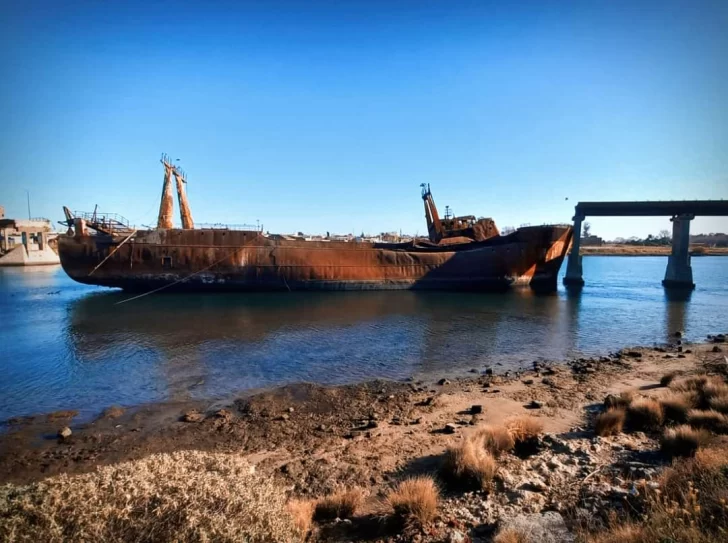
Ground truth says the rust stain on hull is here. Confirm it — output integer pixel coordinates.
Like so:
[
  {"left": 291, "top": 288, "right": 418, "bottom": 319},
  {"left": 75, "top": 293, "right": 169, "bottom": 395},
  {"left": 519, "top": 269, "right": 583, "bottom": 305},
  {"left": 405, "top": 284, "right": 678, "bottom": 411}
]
[{"left": 58, "top": 225, "right": 573, "bottom": 293}]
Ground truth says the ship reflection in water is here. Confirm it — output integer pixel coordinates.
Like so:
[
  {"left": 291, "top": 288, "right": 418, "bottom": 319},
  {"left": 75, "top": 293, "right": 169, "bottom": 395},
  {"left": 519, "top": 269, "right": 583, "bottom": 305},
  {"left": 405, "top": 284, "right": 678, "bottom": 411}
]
[
  {"left": 64, "top": 289, "right": 577, "bottom": 406},
  {"left": 1, "top": 256, "right": 726, "bottom": 422}
]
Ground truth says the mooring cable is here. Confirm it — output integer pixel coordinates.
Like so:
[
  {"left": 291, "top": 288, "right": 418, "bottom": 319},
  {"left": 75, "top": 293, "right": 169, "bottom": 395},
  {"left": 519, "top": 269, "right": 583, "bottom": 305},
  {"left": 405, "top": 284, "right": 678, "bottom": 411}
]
[{"left": 115, "top": 245, "right": 249, "bottom": 305}]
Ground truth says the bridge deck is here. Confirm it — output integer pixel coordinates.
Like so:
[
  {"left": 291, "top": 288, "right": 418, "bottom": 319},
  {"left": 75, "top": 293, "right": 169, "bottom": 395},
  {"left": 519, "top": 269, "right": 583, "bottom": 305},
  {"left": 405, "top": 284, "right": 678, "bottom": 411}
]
[{"left": 575, "top": 200, "right": 728, "bottom": 217}]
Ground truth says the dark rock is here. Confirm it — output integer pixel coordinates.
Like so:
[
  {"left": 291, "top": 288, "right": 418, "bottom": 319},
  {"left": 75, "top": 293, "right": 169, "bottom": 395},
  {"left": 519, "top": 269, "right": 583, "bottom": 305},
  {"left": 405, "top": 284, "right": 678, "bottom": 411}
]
[
  {"left": 471, "top": 405, "right": 483, "bottom": 414},
  {"left": 469, "top": 368, "right": 479, "bottom": 373},
  {"left": 528, "top": 400, "right": 544, "bottom": 409},
  {"left": 678, "top": 354, "right": 686, "bottom": 359},
  {"left": 627, "top": 351, "right": 642, "bottom": 358},
  {"left": 367, "top": 420, "right": 378, "bottom": 429},
  {"left": 713, "top": 346, "right": 723, "bottom": 353},
  {"left": 674, "top": 331, "right": 683, "bottom": 338},
  {"left": 542, "top": 377, "right": 555, "bottom": 386},
  {"left": 685, "top": 349, "right": 692, "bottom": 354},
  {"left": 438, "top": 378, "right": 451, "bottom": 386},
  {"left": 318, "top": 424, "right": 326, "bottom": 431},
  {"left": 444, "top": 423, "right": 457, "bottom": 434},
  {"left": 485, "top": 368, "right": 494, "bottom": 375},
  {"left": 523, "top": 379, "right": 535, "bottom": 385}
]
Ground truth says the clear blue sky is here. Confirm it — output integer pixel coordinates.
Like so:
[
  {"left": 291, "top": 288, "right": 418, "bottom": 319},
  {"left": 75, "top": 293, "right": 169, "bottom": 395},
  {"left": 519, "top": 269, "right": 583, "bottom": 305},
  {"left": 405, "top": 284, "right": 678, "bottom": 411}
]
[{"left": 1, "top": 0, "right": 727, "bottom": 239}]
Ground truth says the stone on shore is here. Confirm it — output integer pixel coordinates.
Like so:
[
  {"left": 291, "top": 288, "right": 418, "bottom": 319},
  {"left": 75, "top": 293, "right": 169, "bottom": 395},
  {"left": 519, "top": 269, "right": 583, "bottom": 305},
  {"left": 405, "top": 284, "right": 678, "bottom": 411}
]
[
  {"left": 58, "top": 427, "right": 72, "bottom": 440},
  {"left": 498, "top": 512, "right": 574, "bottom": 543},
  {"left": 102, "top": 406, "right": 125, "bottom": 419},
  {"left": 182, "top": 411, "right": 204, "bottom": 423}
]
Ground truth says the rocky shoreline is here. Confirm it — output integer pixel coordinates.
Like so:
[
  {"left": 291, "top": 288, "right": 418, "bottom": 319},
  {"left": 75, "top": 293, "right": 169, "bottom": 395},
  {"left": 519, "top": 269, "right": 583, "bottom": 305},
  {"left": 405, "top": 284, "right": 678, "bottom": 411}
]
[{"left": 1, "top": 333, "right": 727, "bottom": 542}]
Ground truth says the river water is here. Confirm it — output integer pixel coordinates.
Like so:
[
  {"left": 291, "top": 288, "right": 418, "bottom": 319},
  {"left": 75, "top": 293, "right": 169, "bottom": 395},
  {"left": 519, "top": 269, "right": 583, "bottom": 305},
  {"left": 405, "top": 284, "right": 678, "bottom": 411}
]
[{"left": 1, "top": 257, "right": 726, "bottom": 422}]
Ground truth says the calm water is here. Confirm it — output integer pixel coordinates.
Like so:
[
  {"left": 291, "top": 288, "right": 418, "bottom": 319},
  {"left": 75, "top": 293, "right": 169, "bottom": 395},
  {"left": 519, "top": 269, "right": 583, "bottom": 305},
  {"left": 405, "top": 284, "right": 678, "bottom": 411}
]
[{"left": 1, "top": 257, "right": 726, "bottom": 422}]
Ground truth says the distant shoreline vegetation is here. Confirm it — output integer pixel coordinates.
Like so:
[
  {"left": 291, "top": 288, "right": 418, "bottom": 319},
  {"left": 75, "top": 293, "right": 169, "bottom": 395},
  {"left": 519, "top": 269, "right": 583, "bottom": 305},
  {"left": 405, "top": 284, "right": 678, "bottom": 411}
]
[
  {"left": 571, "top": 225, "right": 728, "bottom": 256},
  {"left": 578, "top": 245, "right": 728, "bottom": 256}
]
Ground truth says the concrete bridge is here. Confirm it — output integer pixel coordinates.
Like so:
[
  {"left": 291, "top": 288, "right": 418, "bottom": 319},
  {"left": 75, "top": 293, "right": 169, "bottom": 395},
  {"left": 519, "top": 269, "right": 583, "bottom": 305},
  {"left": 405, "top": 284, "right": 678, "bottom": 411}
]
[{"left": 563, "top": 200, "right": 728, "bottom": 289}]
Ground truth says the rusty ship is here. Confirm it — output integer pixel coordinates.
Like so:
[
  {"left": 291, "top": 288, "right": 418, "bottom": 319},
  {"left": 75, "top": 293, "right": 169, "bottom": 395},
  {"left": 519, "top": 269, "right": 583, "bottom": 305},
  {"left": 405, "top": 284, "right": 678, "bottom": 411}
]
[{"left": 58, "top": 156, "right": 573, "bottom": 293}]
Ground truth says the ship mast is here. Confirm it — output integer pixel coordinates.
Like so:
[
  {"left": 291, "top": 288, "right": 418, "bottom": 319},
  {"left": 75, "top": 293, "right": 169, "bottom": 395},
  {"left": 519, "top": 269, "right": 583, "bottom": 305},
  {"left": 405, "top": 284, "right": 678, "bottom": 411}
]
[
  {"left": 157, "top": 154, "right": 195, "bottom": 230},
  {"left": 421, "top": 183, "right": 443, "bottom": 243},
  {"left": 173, "top": 168, "right": 194, "bottom": 229},
  {"left": 157, "top": 155, "right": 175, "bottom": 229}
]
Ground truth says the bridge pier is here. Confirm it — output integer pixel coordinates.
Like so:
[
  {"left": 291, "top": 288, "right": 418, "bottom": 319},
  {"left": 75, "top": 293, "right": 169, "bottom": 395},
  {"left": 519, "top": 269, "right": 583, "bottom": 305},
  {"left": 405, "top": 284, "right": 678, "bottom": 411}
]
[
  {"left": 563, "top": 215, "right": 585, "bottom": 287},
  {"left": 663, "top": 214, "right": 695, "bottom": 290}
]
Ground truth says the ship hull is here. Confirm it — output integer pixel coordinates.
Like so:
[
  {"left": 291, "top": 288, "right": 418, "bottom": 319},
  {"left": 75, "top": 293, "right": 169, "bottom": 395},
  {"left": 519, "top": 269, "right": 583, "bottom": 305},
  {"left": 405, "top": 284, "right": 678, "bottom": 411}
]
[{"left": 58, "top": 225, "right": 573, "bottom": 293}]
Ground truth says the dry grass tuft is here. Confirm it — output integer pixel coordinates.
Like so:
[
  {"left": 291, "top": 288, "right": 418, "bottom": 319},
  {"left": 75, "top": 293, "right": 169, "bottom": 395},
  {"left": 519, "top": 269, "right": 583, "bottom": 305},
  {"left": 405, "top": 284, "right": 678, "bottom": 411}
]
[
  {"left": 708, "top": 395, "right": 728, "bottom": 414},
  {"left": 686, "top": 409, "right": 728, "bottom": 434},
  {"left": 385, "top": 476, "right": 439, "bottom": 525},
  {"left": 474, "top": 425, "right": 515, "bottom": 456},
  {"left": 314, "top": 488, "right": 363, "bottom": 521},
  {"left": 586, "top": 524, "right": 647, "bottom": 543},
  {"left": 660, "top": 393, "right": 694, "bottom": 424},
  {"left": 695, "top": 446, "right": 728, "bottom": 469},
  {"left": 660, "top": 371, "right": 679, "bottom": 387},
  {"left": 506, "top": 416, "right": 544, "bottom": 443},
  {"left": 670, "top": 375, "right": 723, "bottom": 394},
  {"left": 699, "top": 381, "right": 728, "bottom": 408},
  {"left": 287, "top": 499, "right": 314, "bottom": 537},
  {"left": 594, "top": 408, "right": 626, "bottom": 437},
  {"left": 670, "top": 375, "right": 708, "bottom": 392},
  {"left": 442, "top": 438, "right": 498, "bottom": 490},
  {"left": 604, "top": 390, "right": 634, "bottom": 410},
  {"left": 493, "top": 526, "right": 531, "bottom": 543},
  {"left": 660, "top": 425, "right": 709, "bottom": 458},
  {"left": 584, "top": 442, "right": 728, "bottom": 543},
  {"left": 0, "top": 451, "right": 299, "bottom": 543},
  {"left": 626, "top": 397, "right": 664, "bottom": 431}
]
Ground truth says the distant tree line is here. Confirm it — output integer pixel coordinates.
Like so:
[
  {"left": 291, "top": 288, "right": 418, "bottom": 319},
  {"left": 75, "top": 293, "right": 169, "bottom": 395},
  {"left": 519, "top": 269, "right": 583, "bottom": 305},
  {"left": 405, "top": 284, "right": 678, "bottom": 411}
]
[{"left": 610, "top": 232, "right": 727, "bottom": 247}]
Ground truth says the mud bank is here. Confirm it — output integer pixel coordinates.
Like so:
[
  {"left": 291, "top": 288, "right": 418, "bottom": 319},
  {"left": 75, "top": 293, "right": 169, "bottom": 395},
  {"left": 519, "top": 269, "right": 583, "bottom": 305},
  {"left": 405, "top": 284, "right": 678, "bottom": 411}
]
[{"left": 1, "top": 335, "right": 727, "bottom": 542}]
